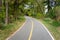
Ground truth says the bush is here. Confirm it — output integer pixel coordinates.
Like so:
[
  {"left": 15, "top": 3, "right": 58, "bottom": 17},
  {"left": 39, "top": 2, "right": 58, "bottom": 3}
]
[
  {"left": 0, "top": 22, "right": 4, "bottom": 29},
  {"left": 17, "top": 16, "right": 25, "bottom": 21},
  {"left": 48, "top": 9, "right": 56, "bottom": 19},
  {"left": 36, "top": 13, "right": 44, "bottom": 19},
  {"left": 0, "top": 13, "right": 5, "bottom": 23},
  {"left": 51, "top": 21, "right": 60, "bottom": 27}
]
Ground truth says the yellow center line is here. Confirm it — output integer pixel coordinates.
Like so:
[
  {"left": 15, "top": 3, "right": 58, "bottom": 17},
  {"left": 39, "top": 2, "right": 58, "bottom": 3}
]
[{"left": 28, "top": 20, "right": 34, "bottom": 40}]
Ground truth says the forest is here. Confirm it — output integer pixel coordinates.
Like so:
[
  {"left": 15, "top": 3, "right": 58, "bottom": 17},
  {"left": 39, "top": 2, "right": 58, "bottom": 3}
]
[
  {"left": 0, "top": 0, "right": 60, "bottom": 40},
  {"left": 0, "top": 0, "right": 60, "bottom": 25}
]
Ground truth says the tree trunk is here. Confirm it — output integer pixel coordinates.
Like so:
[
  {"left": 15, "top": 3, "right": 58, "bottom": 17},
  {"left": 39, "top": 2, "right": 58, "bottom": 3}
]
[
  {"left": 0, "top": 0, "right": 2, "bottom": 12},
  {"left": 5, "top": 0, "right": 8, "bottom": 25}
]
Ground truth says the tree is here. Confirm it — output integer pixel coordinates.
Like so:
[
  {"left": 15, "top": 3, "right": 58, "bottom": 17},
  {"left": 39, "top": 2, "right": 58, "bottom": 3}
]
[{"left": 5, "top": 0, "right": 8, "bottom": 25}]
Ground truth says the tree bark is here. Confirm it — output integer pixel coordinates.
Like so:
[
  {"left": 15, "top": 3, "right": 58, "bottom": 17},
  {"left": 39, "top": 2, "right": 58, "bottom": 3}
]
[
  {"left": 5, "top": 0, "right": 8, "bottom": 25},
  {"left": 0, "top": 0, "right": 2, "bottom": 12}
]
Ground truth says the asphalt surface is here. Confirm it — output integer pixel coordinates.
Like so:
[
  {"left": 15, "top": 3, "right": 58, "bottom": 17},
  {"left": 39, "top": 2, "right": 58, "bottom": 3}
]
[{"left": 8, "top": 16, "right": 54, "bottom": 40}]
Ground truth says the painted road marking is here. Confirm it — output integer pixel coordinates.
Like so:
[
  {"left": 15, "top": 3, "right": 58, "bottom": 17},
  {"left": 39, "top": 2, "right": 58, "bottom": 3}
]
[
  {"left": 6, "top": 21, "right": 27, "bottom": 40},
  {"left": 28, "top": 20, "right": 34, "bottom": 40},
  {"left": 39, "top": 21, "right": 55, "bottom": 40},
  {"left": 35, "top": 19, "right": 55, "bottom": 40}
]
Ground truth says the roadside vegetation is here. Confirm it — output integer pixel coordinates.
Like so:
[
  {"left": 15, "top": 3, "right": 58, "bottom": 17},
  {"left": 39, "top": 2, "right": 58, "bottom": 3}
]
[
  {"left": 38, "top": 18, "right": 60, "bottom": 40},
  {"left": 0, "top": 16, "right": 25, "bottom": 40},
  {"left": 32, "top": 0, "right": 60, "bottom": 40},
  {"left": 0, "top": 0, "right": 25, "bottom": 40},
  {"left": 0, "top": 0, "right": 60, "bottom": 40}
]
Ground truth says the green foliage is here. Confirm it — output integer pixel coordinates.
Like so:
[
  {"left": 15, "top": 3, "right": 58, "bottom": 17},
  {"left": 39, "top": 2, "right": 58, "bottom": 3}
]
[
  {"left": 27, "top": 11, "right": 32, "bottom": 16},
  {"left": 0, "top": 0, "right": 59, "bottom": 26},
  {"left": 41, "top": 18, "right": 60, "bottom": 40},
  {"left": 17, "top": 16, "right": 25, "bottom": 21},
  {"left": 0, "top": 22, "right": 4, "bottom": 29},
  {"left": 0, "top": 12, "right": 5, "bottom": 23},
  {"left": 48, "top": 9, "right": 56, "bottom": 19},
  {"left": 0, "top": 19, "right": 25, "bottom": 40},
  {"left": 55, "top": 6, "right": 60, "bottom": 21},
  {"left": 35, "top": 13, "right": 44, "bottom": 19},
  {"left": 51, "top": 21, "right": 60, "bottom": 27},
  {"left": 43, "top": 18, "right": 60, "bottom": 27}
]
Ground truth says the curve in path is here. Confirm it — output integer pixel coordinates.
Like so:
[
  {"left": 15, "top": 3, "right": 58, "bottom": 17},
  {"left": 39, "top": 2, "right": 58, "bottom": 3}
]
[{"left": 7, "top": 16, "right": 54, "bottom": 40}]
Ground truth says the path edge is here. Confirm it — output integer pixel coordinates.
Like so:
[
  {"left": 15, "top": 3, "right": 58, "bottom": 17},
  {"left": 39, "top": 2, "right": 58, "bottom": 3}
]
[
  {"left": 37, "top": 19, "right": 55, "bottom": 40},
  {"left": 6, "top": 20, "right": 26, "bottom": 40},
  {"left": 31, "top": 17, "right": 55, "bottom": 40}
]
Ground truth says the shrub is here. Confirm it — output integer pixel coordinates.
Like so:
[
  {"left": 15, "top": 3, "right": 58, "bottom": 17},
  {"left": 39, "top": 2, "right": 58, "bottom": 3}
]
[
  {"left": 36, "top": 13, "right": 44, "bottom": 19},
  {"left": 51, "top": 21, "right": 60, "bottom": 27},
  {"left": 48, "top": 9, "right": 56, "bottom": 19}
]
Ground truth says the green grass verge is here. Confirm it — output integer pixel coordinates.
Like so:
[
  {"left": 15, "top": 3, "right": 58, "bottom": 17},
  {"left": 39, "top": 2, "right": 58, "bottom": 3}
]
[
  {"left": 38, "top": 18, "right": 60, "bottom": 40},
  {"left": 0, "top": 16, "right": 25, "bottom": 40}
]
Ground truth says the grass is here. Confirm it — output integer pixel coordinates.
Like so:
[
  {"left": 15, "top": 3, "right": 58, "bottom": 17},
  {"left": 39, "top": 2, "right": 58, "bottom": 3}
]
[
  {"left": 0, "top": 16, "right": 25, "bottom": 40},
  {"left": 38, "top": 18, "right": 60, "bottom": 40}
]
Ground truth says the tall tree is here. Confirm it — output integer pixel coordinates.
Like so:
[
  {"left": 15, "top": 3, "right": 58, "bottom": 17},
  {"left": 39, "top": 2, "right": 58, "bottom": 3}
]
[{"left": 5, "top": 0, "right": 8, "bottom": 25}]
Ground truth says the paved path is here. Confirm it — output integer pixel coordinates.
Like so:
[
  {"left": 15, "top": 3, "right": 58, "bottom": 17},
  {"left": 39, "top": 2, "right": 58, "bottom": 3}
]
[{"left": 7, "top": 16, "right": 54, "bottom": 40}]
